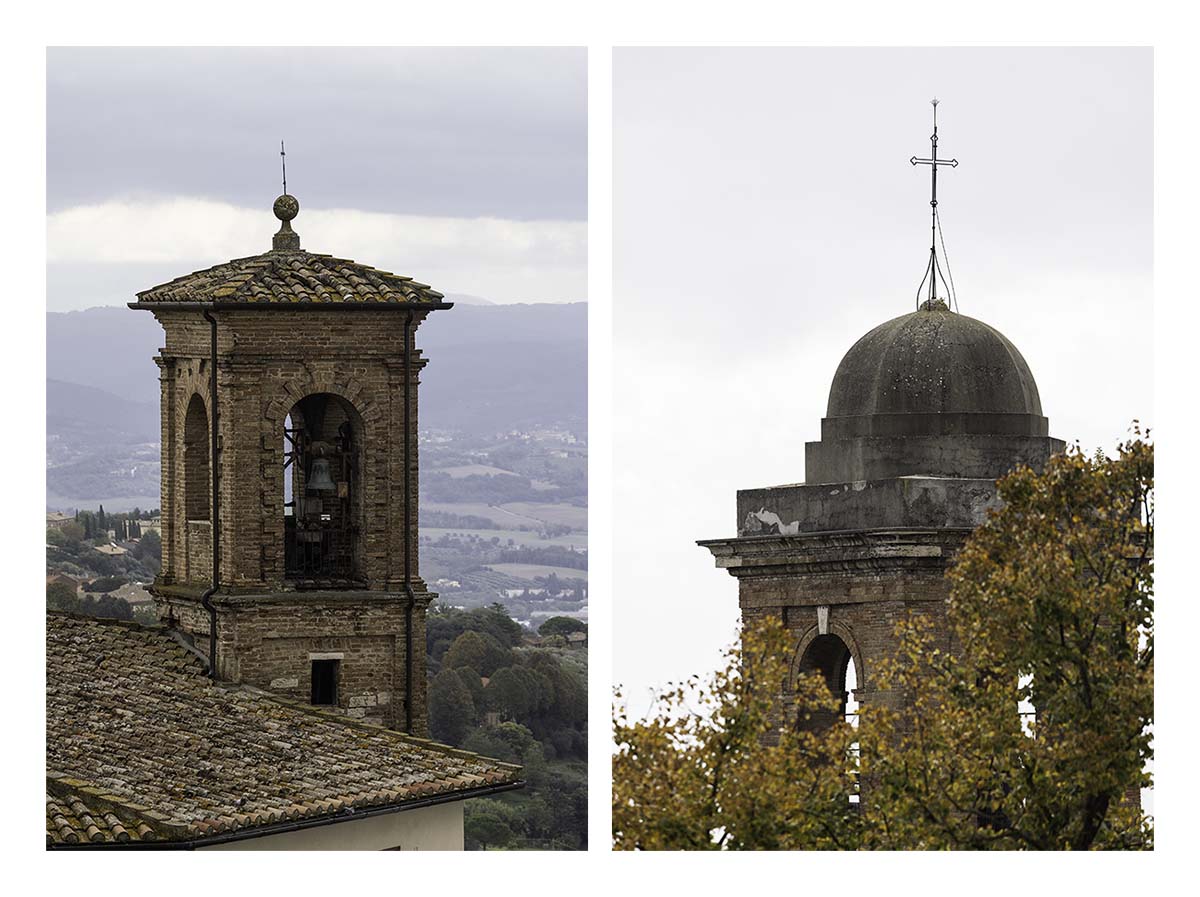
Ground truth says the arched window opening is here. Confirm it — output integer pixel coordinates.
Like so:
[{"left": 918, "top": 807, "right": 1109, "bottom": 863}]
[
  {"left": 282, "top": 394, "right": 364, "bottom": 586},
  {"left": 796, "top": 633, "right": 860, "bottom": 803},
  {"left": 796, "top": 633, "right": 852, "bottom": 733},
  {"left": 183, "top": 394, "right": 210, "bottom": 520}
]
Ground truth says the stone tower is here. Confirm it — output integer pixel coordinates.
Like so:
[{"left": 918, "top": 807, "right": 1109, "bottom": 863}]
[
  {"left": 133, "top": 191, "right": 450, "bottom": 735},
  {"left": 699, "top": 297, "right": 1064, "bottom": 738}
]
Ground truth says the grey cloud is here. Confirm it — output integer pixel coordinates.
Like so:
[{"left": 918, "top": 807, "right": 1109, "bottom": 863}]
[{"left": 47, "top": 47, "right": 586, "bottom": 220}]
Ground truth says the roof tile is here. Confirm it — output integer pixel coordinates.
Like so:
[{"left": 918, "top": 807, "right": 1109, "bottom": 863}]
[
  {"left": 46, "top": 613, "right": 521, "bottom": 846},
  {"left": 135, "top": 250, "right": 445, "bottom": 305}
]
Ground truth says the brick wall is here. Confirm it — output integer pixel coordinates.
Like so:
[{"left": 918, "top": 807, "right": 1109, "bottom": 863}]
[
  {"left": 712, "top": 529, "right": 967, "bottom": 740},
  {"left": 185, "top": 520, "right": 212, "bottom": 584},
  {"left": 145, "top": 306, "right": 440, "bottom": 737}
]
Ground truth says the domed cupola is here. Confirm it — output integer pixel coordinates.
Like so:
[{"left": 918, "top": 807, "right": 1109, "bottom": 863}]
[
  {"left": 827, "top": 298, "right": 1044, "bottom": 421},
  {"left": 805, "top": 299, "right": 1063, "bottom": 483}
]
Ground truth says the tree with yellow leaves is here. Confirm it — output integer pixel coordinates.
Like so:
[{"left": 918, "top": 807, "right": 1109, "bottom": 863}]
[
  {"left": 613, "top": 430, "right": 1153, "bottom": 850},
  {"left": 613, "top": 618, "right": 861, "bottom": 849},
  {"left": 863, "top": 430, "right": 1153, "bottom": 849}
]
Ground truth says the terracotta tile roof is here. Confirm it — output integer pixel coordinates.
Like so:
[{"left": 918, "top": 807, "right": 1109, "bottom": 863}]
[
  {"left": 135, "top": 250, "right": 445, "bottom": 305},
  {"left": 46, "top": 613, "right": 521, "bottom": 847},
  {"left": 46, "top": 790, "right": 159, "bottom": 845}
]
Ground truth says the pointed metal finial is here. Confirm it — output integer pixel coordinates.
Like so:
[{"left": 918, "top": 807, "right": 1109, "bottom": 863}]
[{"left": 272, "top": 141, "right": 300, "bottom": 251}]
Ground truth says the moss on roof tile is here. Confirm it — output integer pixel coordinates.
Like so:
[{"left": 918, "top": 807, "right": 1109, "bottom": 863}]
[
  {"left": 135, "top": 250, "right": 445, "bottom": 306},
  {"left": 45, "top": 613, "right": 521, "bottom": 846}
]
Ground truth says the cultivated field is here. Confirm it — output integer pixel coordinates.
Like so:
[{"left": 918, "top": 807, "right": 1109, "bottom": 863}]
[
  {"left": 487, "top": 563, "right": 589, "bottom": 581},
  {"left": 423, "top": 526, "right": 588, "bottom": 550},
  {"left": 498, "top": 502, "right": 588, "bottom": 531},
  {"left": 435, "top": 464, "right": 517, "bottom": 478},
  {"left": 424, "top": 501, "right": 588, "bottom": 533}
]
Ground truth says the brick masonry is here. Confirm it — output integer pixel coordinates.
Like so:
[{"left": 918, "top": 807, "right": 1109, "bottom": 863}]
[
  {"left": 146, "top": 307, "right": 441, "bottom": 736},
  {"left": 704, "top": 529, "right": 965, "bottom": 743}
]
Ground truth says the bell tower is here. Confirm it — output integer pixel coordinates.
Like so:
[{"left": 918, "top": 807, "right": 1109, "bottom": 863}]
[
  {"left": 699, "top": 104, "right": 1065, "bottom": 741},
  {"left": 133, "top": 186, "right": 450, "bottom": 735}
]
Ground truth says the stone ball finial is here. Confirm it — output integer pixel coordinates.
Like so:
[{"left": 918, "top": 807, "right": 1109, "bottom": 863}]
[
  {"left": 274, "top": 193, "right": 300, "bottom": 222},
  {"left": 272, "top": 194, "right": 301, "bottom": 251}
]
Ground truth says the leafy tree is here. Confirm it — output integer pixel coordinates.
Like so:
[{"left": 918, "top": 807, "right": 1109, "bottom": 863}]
[
  {"left": 444, "top": 630, "right": 512, "bottom": 677},
  {"left": 487, "top": 667, "right": 537, "bottom": 721},
  {"left": 134, "top": 529, "right": 162, "bottom": 561},
  {"left": 452, "top": 665, "right": 486, "bottom": 709},
  {"left": 463, "top": 722, "right": 545, "bottom": 770},
  {"left": 429, "top": 668, "right": 476, "bottom": 746},
  {"left": 613, "top": 617, "right": 860, "bottom": 850},
  {"left": 47, "top": 583, "right": 134, "bottom": 621},
  {"left": 538, "top": 616, "right": 587, "bottom": 638},
  {"left": 47, "top": 581, "right": 78, "bottom": 611},
  {"left": 426, "top": 604, "right": 523, "bottom": 666},
  {"left": 486, "top": 603, "right": 525, "bottom": 646},
  {"left": 90, "top": 594, "right": 134, "bottom": 621},
  {"left": 533, "top": 761, "right": 589, "bottom": 849},
  {"left": 613, "top": 431, "right": 1153, "bottom": 851},
  {"left": 85, "top": 576, "right": 127, "bottom": 594},
  {"left": 464, "top": 799, "right": 519, "bottom": 850},
  {"left": 425, "top": 601, "right": 588, "bottom": 851},
  {"left": 862, "top": 431, "right": 1153, "bottom": 850}
]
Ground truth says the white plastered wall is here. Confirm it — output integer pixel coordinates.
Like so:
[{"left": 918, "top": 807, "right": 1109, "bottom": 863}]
[{"left": 204, "top": 800, "right": 464, "bottom": 851}]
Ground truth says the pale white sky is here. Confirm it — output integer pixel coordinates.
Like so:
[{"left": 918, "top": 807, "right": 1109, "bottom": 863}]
[{"left": 613, "top": 47, "right": 1153, "bottom": 716}]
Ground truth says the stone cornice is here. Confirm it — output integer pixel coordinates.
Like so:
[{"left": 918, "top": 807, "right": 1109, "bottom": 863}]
[{"left": 698, "top": 527, "right": 973, "bottom": 580}]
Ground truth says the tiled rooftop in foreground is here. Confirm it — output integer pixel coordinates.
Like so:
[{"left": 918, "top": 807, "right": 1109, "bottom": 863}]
[{"left": 46, "top": 613, "right": 522, "bottom": 848}]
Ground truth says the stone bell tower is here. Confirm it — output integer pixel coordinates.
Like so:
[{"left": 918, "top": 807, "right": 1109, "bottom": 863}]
[
  {"left": 699, "top": 104, "right": 1064, "bottom": 740},
  {"left": 699, "top": 299, "right": 1064, "bottom": 738},
  {"left": 132, "top": 188, "right": 450, "bottom": 735}
]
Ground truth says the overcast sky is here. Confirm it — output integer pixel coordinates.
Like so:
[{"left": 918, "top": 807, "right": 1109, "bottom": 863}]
[
  {"left": 46, "top": 47, "right": 586, "bottom": 310},
  {"left": 613, "top": 47, "right": 1153, "bottom": 717}
]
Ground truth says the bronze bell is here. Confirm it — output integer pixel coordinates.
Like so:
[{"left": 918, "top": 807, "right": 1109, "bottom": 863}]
[{"left": 306, "top": 457, "right": 336, "bottom": 492}]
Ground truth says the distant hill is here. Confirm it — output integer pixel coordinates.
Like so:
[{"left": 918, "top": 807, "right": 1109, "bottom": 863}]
[
  {"left": 47, "top": 378, "right": 158, "bottom": 440},
  {"left": 443, "top": 292, "right": 495, "bottom": 306},
  {"left": 47, "top": 302, "right": 586, "bottom": 503},
  {"left": 47, "top": 306, "right": 165, "bottom": 405}
]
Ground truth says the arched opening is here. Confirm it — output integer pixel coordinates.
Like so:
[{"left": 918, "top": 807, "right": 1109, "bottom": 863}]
[
  {"left": 282, "top": 393, "right": 364, "bottom": 585},
  {"left": 183, "top": 394, "right": 210, "bottom": 521},
  {"left": 796, "top": 633, "right": 852, "bottom": 733},
  {"left": 795, "top": 632, "right": 861, "bottom": 804}
]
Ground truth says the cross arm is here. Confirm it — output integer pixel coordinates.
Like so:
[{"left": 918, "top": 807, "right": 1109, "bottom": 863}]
[{"left": 910, "top": 156, "right": 959, "bottom": 167}]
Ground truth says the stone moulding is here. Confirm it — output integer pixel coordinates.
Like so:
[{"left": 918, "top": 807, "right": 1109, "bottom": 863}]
[{"left": 698, "top": 527, "right": 972, "bottom": 584}]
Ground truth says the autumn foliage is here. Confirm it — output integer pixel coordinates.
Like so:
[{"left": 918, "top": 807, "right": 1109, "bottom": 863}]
[{"left": 613, "top": 430, "right": 1153, "bottom": 850}]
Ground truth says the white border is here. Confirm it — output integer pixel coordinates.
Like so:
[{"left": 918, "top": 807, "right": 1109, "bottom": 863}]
[{"left": 2, "top": 0, "right": 1197, "bottom": 889}]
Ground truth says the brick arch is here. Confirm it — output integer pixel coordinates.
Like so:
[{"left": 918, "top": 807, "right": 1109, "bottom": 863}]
[
  {"left": 268, "top": 379, "right": 379, "bottom": 585},
  {"left": 182, "top": 393, "right": 212, "bottom": 521},
  {"left": 788, "top": 620, "right": 865, "bottom": 733},
  {"left": 174, "top": 369, "right": 211, "bottom": 423},
  {"left": 789, "top": 620, "right": 866, "bottom": 696},
  {"left": 264, "top": 374, "right": 381, "bottom": 429}
]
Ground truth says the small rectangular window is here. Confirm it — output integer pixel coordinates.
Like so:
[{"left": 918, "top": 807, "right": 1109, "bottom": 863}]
[{"left": 311, "top": 659, "right": 339, "bottom": 705}]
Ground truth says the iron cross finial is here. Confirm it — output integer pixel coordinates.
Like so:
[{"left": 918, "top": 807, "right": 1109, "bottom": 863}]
[
  {"left": 280, "top": 140, "right": 288, "bottom": 196},
  {"left": 910, "top": 101, "right": 959, "bottom": 308}
]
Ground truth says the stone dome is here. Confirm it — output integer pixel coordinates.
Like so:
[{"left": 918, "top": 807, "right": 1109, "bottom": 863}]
[
  {"left": 827, "top": 299, "right": 1043, "bottom": 421},
  {"left": 804, "top": 299, "right": 1063, "bottom": 484}
]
